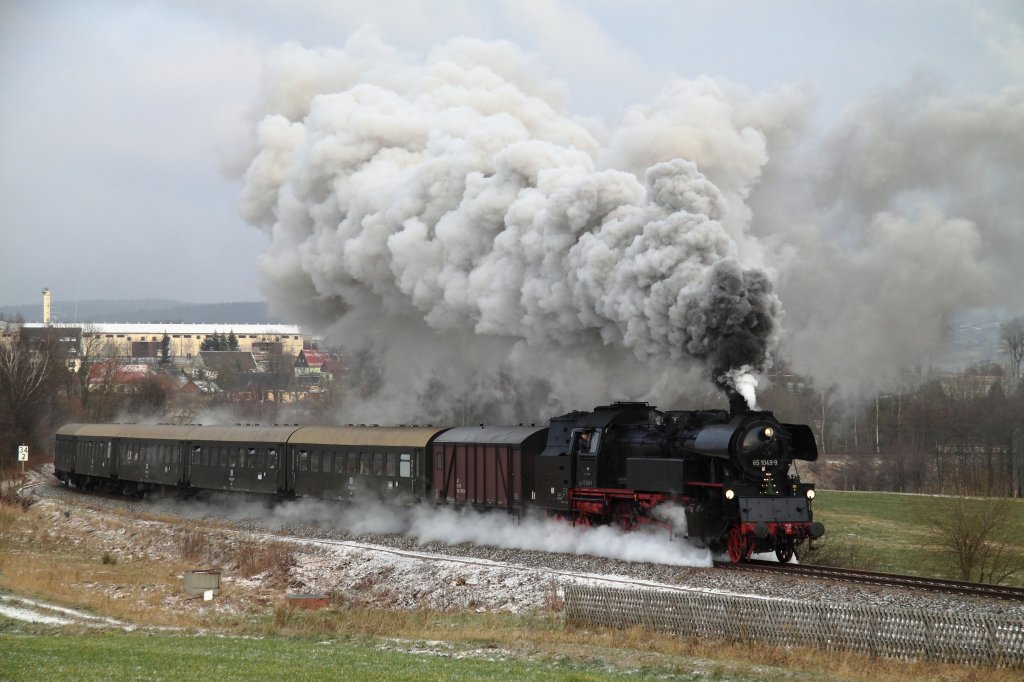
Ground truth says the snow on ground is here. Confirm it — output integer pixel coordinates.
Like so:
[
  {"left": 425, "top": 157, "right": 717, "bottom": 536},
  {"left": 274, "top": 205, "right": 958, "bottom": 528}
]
[{"left": 0, "top": 593, "right": 132, "bottom": 628}]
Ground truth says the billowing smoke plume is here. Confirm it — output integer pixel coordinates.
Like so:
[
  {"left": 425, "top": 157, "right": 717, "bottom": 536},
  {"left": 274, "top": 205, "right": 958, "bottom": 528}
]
[
  {"left": 239, "top": 34, "right": 783, "bottom": 418},
  {"left": 753, "top": 81, "right": 1024, "bottom": 396},
  {"left": 240, "top": 33, "right": 1024, "bottom": 414}
]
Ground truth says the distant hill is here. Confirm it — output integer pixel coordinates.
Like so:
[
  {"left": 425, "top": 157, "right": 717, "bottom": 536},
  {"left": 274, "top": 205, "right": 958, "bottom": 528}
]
[{"left": 0, "top": 300, "right": 284, "bottom": 325}]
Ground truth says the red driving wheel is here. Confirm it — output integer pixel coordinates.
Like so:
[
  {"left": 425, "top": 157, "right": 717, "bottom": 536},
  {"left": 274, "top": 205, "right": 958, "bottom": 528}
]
[{"left": 727, "top": 526, "right": 747, "bottom": 563}]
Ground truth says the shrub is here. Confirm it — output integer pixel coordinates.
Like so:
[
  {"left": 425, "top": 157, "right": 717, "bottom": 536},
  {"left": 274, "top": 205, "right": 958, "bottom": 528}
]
[{"left": 234, "top": 537, "right": 295, "bottom": 586}]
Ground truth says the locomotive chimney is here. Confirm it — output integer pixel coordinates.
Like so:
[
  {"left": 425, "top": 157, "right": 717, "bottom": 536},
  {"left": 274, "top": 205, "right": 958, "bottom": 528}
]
[
  {"left": 727, "top": 390, "right": 748, "bottom": 416},
  {"left": 42, "top": 288, "right": 51, "bottom": 326}
]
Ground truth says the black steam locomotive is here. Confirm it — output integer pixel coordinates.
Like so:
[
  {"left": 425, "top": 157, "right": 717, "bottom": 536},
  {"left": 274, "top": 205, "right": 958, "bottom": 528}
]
[
  {"left": 534, "top": 400, "right": 823, "bottom": 562},
  {"left": 53, "top": 400, "right": 823, "bottom": 562}
]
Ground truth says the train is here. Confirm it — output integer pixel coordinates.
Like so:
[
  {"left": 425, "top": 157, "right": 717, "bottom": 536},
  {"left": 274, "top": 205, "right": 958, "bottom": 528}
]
[{"left": 53, "top": 399, "right": 824, "bottom": 562}]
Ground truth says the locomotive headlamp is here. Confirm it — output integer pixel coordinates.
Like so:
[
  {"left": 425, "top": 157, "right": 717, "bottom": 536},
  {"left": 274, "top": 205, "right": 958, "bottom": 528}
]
[
  {"left": 724, "top": 489, "right": 735, "bottom": 500},
  {"left": 763, "top": 427, "right": 775, "bottom": 439},
  {"left": 806, "top": 489, "right": 816, "bottom": 500}
]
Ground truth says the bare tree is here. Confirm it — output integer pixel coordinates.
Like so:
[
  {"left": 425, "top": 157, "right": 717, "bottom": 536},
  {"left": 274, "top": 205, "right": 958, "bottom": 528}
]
[
  {"left": 66, "top": 327, "right": 130, "bottom": 422},
  {"left": 0, "top": 321, "right": 62, "bottom": 461},
  {"left": 930, "top": 496, "right": 1019, "bottom": 584},
  {"left": 1001, "top": 318, "right": 1024, "bottom": 385}
]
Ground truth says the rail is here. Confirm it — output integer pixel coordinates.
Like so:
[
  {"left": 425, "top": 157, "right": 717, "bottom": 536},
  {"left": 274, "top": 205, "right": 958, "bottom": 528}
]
[{"left": 715, "top": 560, "right": 1024, "bottom": 602}]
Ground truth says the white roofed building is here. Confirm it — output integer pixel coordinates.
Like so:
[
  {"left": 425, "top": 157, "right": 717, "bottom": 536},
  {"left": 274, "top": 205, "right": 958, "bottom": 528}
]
[{"left": 17, "top": 322, "right": 308, "bottom": 360}]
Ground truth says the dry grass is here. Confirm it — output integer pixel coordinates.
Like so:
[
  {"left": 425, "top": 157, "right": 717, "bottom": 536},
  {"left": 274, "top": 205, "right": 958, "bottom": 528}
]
[
  {"left": 178, "top": 529, "right": 210, "bottom": 563},
  {"left": 233, "top": 535, "right": 295, "bottom": 585},
  {"left": 0, "top": 473, "right": 34, "bottom": 511},
  {"left": 1, "top": 496, "right": 1019, "bottom": 681},
  {"left": 253, "top": 607, "right": 1020, "bottom": 682}
]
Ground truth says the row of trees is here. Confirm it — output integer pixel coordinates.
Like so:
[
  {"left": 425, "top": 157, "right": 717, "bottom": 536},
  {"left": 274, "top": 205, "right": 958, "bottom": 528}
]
[
  {"left": 200, "top": 331, "right": 240, "bottom": 352},
  {"left": 758, "top": 373, "right": 1023, "bottom": 497}
]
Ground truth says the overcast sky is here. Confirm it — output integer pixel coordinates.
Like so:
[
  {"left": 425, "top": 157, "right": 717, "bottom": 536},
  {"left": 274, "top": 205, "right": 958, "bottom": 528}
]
[{"left": 0, "top": 0, "right": 1021, "bottom": 309}]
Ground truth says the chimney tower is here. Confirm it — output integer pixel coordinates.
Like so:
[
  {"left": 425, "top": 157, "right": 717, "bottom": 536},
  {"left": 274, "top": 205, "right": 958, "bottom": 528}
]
[{"left": 42, "top": 288, "right": 51, "bottom": 326}]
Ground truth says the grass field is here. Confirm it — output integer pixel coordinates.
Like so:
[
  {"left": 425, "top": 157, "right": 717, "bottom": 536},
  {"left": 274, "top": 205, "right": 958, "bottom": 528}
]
[
  {"left": 0, "top": 630, "right": 631, "bottom": 682},
  {"left": 807, "top": 490, "right": 1024, "bottom": 585}
]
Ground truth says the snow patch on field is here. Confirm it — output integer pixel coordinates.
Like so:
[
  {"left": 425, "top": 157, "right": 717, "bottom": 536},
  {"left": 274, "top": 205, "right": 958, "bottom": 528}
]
[{"left": 0, "top": 594, "right": 132, "bottom": 629}]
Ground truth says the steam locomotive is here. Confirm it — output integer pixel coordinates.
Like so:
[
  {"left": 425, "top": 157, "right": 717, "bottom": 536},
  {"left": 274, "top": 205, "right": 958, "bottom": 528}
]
[{"left": 53, "top": 399, "right": 823, "bottom": 562}]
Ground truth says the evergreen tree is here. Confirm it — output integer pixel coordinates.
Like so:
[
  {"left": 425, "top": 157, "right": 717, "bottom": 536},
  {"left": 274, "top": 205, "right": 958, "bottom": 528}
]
[
  {"left": 227, "top": 330, "right": 239, "bottom": 351},
  {"left": 160, "top": 333, "right": 171, "bottom": 363}
]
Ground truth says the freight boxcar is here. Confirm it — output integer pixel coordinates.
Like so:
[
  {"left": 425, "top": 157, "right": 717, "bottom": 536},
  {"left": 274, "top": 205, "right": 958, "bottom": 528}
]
[{"left": 432, "top": 425, "right": 547, "bottom": 515}]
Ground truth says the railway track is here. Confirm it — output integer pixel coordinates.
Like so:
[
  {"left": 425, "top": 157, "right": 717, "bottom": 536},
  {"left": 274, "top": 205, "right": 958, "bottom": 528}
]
[
  {"left": 24, "top": 466, "right": 1024, "bottom": 607},
  {"left": 715, "top": 559, "right": 1024, "bottom": 602}
]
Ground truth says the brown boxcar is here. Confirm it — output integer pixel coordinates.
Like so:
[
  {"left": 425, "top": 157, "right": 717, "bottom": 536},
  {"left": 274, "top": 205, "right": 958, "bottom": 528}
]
[{"left": 432, "top": 426, "right": 547, "bottom": 514}]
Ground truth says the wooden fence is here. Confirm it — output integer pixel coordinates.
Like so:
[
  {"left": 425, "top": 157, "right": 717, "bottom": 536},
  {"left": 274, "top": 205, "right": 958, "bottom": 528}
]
[{"left": 563, "top": 584, "right": 1024, "bottom": 667}]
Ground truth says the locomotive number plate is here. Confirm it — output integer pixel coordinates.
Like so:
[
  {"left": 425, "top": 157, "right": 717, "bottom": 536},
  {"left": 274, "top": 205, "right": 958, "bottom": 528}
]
[{"left": 752, "top": 459, "right": 779, "bottom": 467}]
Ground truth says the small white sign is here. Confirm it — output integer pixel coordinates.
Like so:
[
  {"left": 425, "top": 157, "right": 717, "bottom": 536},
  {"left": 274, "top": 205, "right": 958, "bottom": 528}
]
[{"left": 17, "top": 445, "right": 28, "bottom": 462}]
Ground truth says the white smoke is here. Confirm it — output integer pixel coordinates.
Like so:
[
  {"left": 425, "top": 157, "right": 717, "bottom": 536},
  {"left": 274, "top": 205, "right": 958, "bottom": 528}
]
[
  {"left": 756, "top": 81, "right": 1024, "bottom": 395},
  {"left": 239, "top": 32, "right": 783, "bottom": 418},
  {"left": 153, "top": 494, "right": 711, "bottom": 567},
  {"left": 239, "top": 33, "right": 1024, "bottom": 411},
  {"left": 719, "top": 366, "right": 760, "bottom": 410}
]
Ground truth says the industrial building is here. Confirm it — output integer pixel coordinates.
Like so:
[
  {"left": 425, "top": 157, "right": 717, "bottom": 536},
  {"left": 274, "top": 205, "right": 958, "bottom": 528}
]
[{"left": 2, "top": 288, "right": 311, "bottom": 360}]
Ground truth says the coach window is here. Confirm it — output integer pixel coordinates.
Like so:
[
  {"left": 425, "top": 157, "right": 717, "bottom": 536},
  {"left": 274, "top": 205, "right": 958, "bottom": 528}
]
[
  {"left": 311, "top": 451, "right": 321, "bottom": 472},
  {"left": 268, "top": 449, "right": 278, "bottom": 469},
  {"left": 386, "top": 454, "right": 397, "bottom": 477},
  {"left": 400, "top": 453, "right": 411, "bottom": 478},
  {"left": 299, "top": 450, "right": 309, "bottom": 472},
  {"left": 248, "top": 448, "right": 257, "bottom": 469},
  {"left": 360, "top": 452, "right": 371, "bottom": 475},
  {"left": 219, "top": 447, "right": 228, "bottom": 467},
  {"left": 333, "top": 453, "right": 344, "bottom": 475},
  {"left": 373, "top": 453, "right": 384, "bottom": 476}
]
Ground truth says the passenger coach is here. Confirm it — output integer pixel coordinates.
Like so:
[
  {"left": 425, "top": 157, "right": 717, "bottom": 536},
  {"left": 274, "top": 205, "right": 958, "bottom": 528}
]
[{"left": 288, "top": 425, "right": 446, "bottom": 501}]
